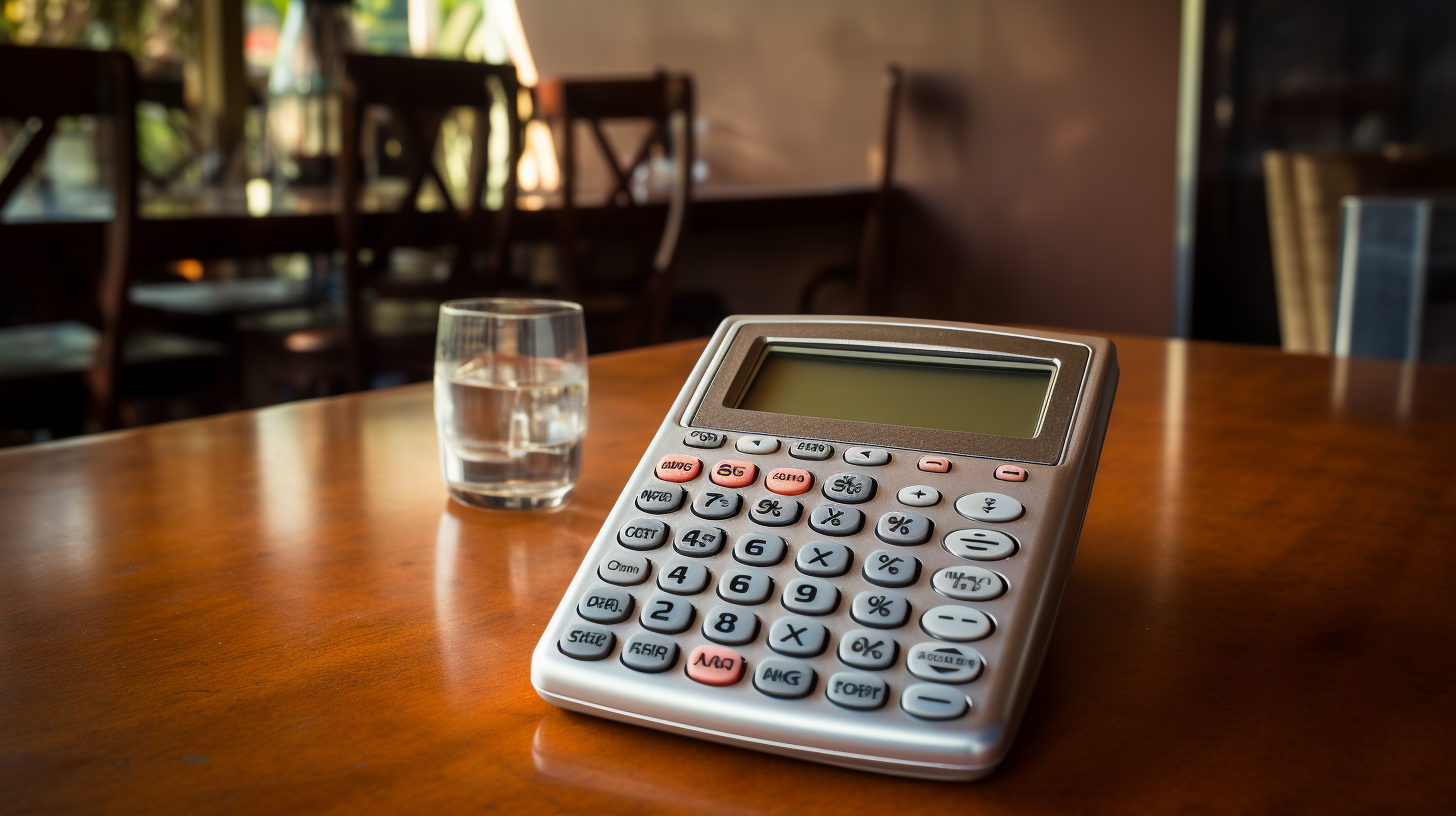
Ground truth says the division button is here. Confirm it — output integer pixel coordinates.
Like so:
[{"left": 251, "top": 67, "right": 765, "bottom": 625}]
[
  {"left": 788, "top": 440, "right": 834, "bottom": 461},
  {"left": 917, "top": 455, "right": 951, "bottom": 473},
  {"left": 620, "top": 632, "right": 681, "bottom": 673},
  {"left": 943, "top": 528, "right": 1018, "bottom": 561},
  {"left": 657, "top": 561, "right": 711, "bottom": 595},
  {"left": 808, "top": 504, "right": 865, "bottom": 536},
  {"left": 733, "top": 532, "right": 787, "bottom": 566},
  {"left": 674, "top": 525, "right": 727, "bottom": 557},
  {"left": 955, "top": 492, "right": 1024, "bottom": 523},
  {"left": 850, "top": 590, "right": 911, "bottom": 629},
  {"left": 617, "top": 518, "right": 668, "bottom": 550},
  {"left": 826, "top": 671, "right": 889, "bottom": 710},
  {"left": 767, "top": 616, "right": 829, "bottom": 657},
  {"left": 994, "top": 464, "right": 1028, "bottom": 482},
  {"left": 558, "top": 624, "right": 616, "bottom": 661},
  {"left": 598, "top": 552, "right": 651, "bottom": 585},
  {"left": 735, "top": 436, "right": 781, "bottom": 455},
  {"left": 782, "top": 577, "right": 840, "bottom": 615},
  {"left": 765, "top": 467, "right": 814, "bottom": 495},
  {"left": 843, "top": 447, "right": 891, "bottom": 466},
  {"left": 686, "top": 644, "right": 746, "bottom": 686},
  {"left": 702, "top": 604, "right": 761, "bottom": 646},
  {"left": 901, "top": 683, "right": 969, "bottom": 720},
  {"left": 654, "top": 454, "right": 702, "bottom": 482},
  {"left": 639, "top": 593, "right": 696, "bottom": 634},
  {"left": 822, "top": 473, "right": 876, "bottom": 503},
  {"left": 749, "top": 496, "right": 802, "bottom": 526},
  {"left": 862, "top": 550, "right": 921, "bottom": 588},
  {"left": 875, "top": 510, "right": 933, "bottom": 545},
  {"left": 691, "top": 489, "right": 742, "bottom": 520},
  {"left": 931, "top": 566, "right": 1007, "bottom": 601},
  {"left": 717, "top": 568, "right": 775, "bottom": 605},
  {"left": 754, "top": 657, "right": 817, "bottom": 699},
  {"left": 795, "top": 541, "right": 853, "bottom": 577},
  {"left": 838, "top": 629, "right": 898, "bottom": 670},
  {"left": 578, "top": 585, "right": 634, "bottom": 624},
  {"left": 710, "top": 459, "right": 758, "bottom": 488},
  {"left": 920, "top": 605, "right": 993, "bottom": 642},
  {"left": 683, "top": 430, "right": 727, "bottom": 449},
  {"left": 897, "top": 485, "right": 941, "bottom": 507},
  {"left": 906, "top": 642, "right": 984, "bottom": 684},
  {"left": 635, "top": 484, "right": 686, "bottom": 514}
]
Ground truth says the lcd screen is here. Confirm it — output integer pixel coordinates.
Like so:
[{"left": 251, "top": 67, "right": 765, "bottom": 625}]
[{"left": 734, "top": 346, "right": 1054, "bottom": 438}]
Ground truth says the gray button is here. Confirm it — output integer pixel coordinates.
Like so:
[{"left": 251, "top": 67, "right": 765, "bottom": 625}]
[
  {"left": 717, "top": 568, "right": 774, "bottom": 605},
  {"left": 921, "top": 605, "right": 993, "bottom": 641},
  {"left": 674, "top": 525, "right": 727, "bottom": 557},
  {"left": 862, "top": 550, "right": 920, "bottom": 588},
  {"left": 598, "top": 551, "right": 651, "bottom": 585},
  {"left": 821, "top": 472, "right": 876, "bottom": 504},
  {"left": 657, "top": 561, "right": 711, "bottom": 595},
  {"left": 735, "top": 435, "right": 781, "bottom": 455},
  {"left": 733, "top": 532, "right": 787, "bottom": 566},
  {"left": 702, "top": 603, "right": 760, "bottom": 645},
  {"left": 795, "top": 541, "right": 853, "bottom": 577},
  {"left": 902, "top": 683, "right": 969, "bottom": 720},
  {"left": 620, "top": 632, "right": 680, "bottom": 673},
  {"left": 875, "top": 510, "right": 933, "bottom": 545},
  {"left": 635, "top": 484, "right": 686, "bottom": 514},
  {"left": 931, "top": 565, "right": 1006, "bottom": 601},
  {"left": 639, "top": 593, "right": 695, "bottom": 634},
  {"left": 808, "top": 504, "right": 864, "bottom": 536},
  {"left": 768, "top": 616, "right": 829, "bottom": 657},
  {"left": 754, "top": 657, "right": 817, "bottom": 698},
  {"left": 782, "top": 577, "right": 839, "bottom": 615},
  {"left": 850, "top": 590, "right": 911, "bottom": 629},
  {"left": 617, "top": 518, "right": 668, "bottom": 550},
  {"left": 897, "top": 485, "right": 941, "bottom": 507},
  {"left": 788, "top": 440, "right": 834, "bottom": 461},
  {"left": 578, "top": 584, "right": 634, "bottom": 623},
  {"left": 684, "top": 430, "right": 727, "bottom": 448},
  {"left": 749, "top": 496, "right": 801, "bottom": 526},
  {"left": 558, "top": 624, "right": 615, "bottom": 660},
  {"left": 944, "top": 528, "right": 1018, "bottom": 561},
  {"left": 691, "top": 489, "right": 742, "bottom": 519},
  {"left": 826, "top": 671, "right": 889, "bottom": 710},
  {"left": 906, "top": 642, "right": 984, "bottom": 684},
  {"left": 838, "top": 629, "right": 898, "bottom": 670},
  {"left": 955, "top": 491, "right": 1024, "bottom": 523},
  {"left": 843, "top": 447, "right": 891, "bottom": 466}
]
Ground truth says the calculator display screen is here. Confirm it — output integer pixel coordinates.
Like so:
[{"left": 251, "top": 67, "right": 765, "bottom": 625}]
[{"left": 735, "top": 345, "right": 1054, "bottom": 438}]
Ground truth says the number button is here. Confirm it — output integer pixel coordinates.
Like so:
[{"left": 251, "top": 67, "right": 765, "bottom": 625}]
[
  {"left": 920, "top": 605, "right": 993, "bottom": 642},
  {"left": 897, "top": 485, "right": 940, "bottom": 507},
  {"left": 874, "top": 510, "right": 933, "bottom": 545},
  {"left": 906, "top": 642, "right": 983, "bottom": 684},
  {"left": 749, "top": 497, "right": 802, "bottom": 526},
  {"left": 788, "top": 440, "right": 834, "bottom": 461},
  {"left": 639, "top": 593, "right": 695, "bottom": 634},
  {"left": 943, "top": 529, "right": 1018, "bottom": 561},
  {"left": 683, "top": 430, "right": 727, "bottom": 449},
  {"left": 657, "top": 562, "right": 711, "bottom": 595},
  {"left": 821, "top": 472, "right": 876, "bottom": 504},
  {"left": 901, "top": 684, "right": 969, "bottom": 720},
  {"left": 807, "top": 504, "right": 865, "bottom": 536},
  {"left": 674, "top": 525, "right": 727, "bottom": 557},
  {"left": 826, "top": 671, "right": 889, "bottom": 710},
  {"left": 862, "top": 550, "right": 920, "bottom": 588},
  {"left": 598, "top": 552, "right": 651, "bottom": 585},
  {"left": 717, "top": 569, "right": 774, "bottom": 605},
  {"left": 702, "top": 604, "right": 760, "bottom": 646},
  {"left": 753, "top": 658, "right": 817, "bottom": 699},
  {"left": 850, "top": 590, "right": 910, "bottom": 629},
  {"left": 558, "top": 624, "right": 615, "bottom": 661},
  {"left": 709, "top": 459, "right": 758, "bottom": 488},
  {"left": 765, "top": 467, "right": 814, "bottom": 496},
  {"left": 616, "top": 518, "right": 668, "bottom": 551},
  {"left": 843, "top": 447, "right": 891, "bottom": 466},
  {"left": 794, "top": 541, "right": 853, "bottom": 577},
  {"left": 635, "top": 484, "right": 686, "bottom": 514},
  {"left": 578, "top": 585, "right": 634, "bottom": 624},
  {"left": 767, "top": 616, "right": 829, "bottom": 657},
  {"left": 653, "top": 454, "right": 702, "bottom": 482},
  {"left": 686, "top": 644, "right": 745, "bottom": 686},
  {"left": 691, "top": 490, "right": 742, "bottom": 520},
  {"left": 735, "top": 436, "right": 780, "bottom": 455},
  {"left": 620, "top": 633, "right": 680, "bottom": 674},
  {"left": 955, "top": 491, "right": 1024, "bottom": 523},
  {"left": 931, "top": 566, "right": 1006, "bottom": 601},
  {"left": 838, "top": 628, "right": 898, "bottom": 670},
  {"left": 781, "top": 577, "right": 840, "bottom": 615},
  {"left": 732, "top": 533, "right": 787, "bottom": 566}
]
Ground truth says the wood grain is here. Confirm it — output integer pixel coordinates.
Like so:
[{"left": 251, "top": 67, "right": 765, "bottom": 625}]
[{"left": 2, "top": 335, "right": 1454, "bottom": 814}]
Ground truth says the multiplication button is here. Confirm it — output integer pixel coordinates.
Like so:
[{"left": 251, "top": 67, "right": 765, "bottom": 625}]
[
  {"left": 906, "top": 642, "right": 984, "bottom": 683},
  {"left": 901, "top": 684, "right": 969, "bottom": 720},
  {"left": 795, "top": 541, "right": 852, "bottom": 577},
  {"left": 754, "top": 658, "right": 817, "bottom": 699},
  {"left": 943, "top": 529, "right": 1017, "bottom": 561},
  {"left": 558, "top": 624, "right": 615, "bottom": 661},
  {"left": 826, "top": 671, "right": 889, "bottom": 710},
  {"left": 768, "top": 616, "right": 829, "bottom": 657},
  {"left": 620, "top": 633, "right": 680, "bottom": 673},
  {"left": 954, "top": 491, "right": 1023, "bottom": 523}
]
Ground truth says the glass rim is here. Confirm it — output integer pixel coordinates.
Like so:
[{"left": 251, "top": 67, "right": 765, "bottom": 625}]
[{"left": 440, "top": 298, "right": 583, "bottom": 319}]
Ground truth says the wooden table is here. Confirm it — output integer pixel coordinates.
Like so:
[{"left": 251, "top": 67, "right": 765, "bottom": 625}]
[{"left": 2, "top": 334, "right": 1453, "bottom": 813}]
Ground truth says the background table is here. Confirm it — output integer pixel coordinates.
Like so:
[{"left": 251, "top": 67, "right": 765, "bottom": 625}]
[{"left": 2, "top": 333, "right": 1453, "bottom": 813}]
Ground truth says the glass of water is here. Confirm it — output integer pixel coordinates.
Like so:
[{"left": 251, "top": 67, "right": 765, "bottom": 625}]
[{"left": 435, "top": 299, "right": 588, "bottom": 510}]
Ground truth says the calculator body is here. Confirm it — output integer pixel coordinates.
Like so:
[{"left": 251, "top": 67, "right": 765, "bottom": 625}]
[{"left": 531, "top": 315, "right": 1118, "bottom": 780}]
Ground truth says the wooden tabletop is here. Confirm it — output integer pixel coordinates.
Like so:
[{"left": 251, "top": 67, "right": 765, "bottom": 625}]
[{"left": 2, "top": 334, "right": 1453, "bottom": 813}]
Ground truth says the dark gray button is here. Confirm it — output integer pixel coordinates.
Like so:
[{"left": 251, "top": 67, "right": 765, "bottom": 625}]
[
  {"left": 691, "top": 489, "right": 742, "bottom": 520},
  {"left": 821, "top": 472, "right": 876, "bottom": 504},
  {"left": 920, "top": 605, "right": 993, "bottom": 641},
  {"left": 558, "top": 624, "right": 615, "bottom": 660},
  {"left": 684, "top": 430, "right": 727, "bottom": 449},
  {"left": 735, "top": 435, "right": 780, "bottom": 454},
  {"left": 768, "top": 615, "right": 829, "bottom": 657},
  {"left": 782, "top": 577, "right": 839, "bottom": 615},
  {"left": 578, "top": 585, "right": 634, "bottom": 623},
  {"left": 897, "top": 485, "right": 941, "bottom": 507},
  {"left": 794, "top": 541, "right": 852, "bottom": 577},
  {"left": 954, "top": 491, "right": 1024, "bottom": 523},
  {"left": 808, "top": 504, "right": 864, "bottom": 536},
  {"left": 850, "top": 590, "right": 910, "bottom": 629},
  {"left": 862, "top": 550, "right": 920, "bottom": 588},
  {"left": 635, "top": 485, "right": 686, "bottom": 514},
  {"left": 598, "top": 551, "right": 651, "bottom": 585},
  {"left": 702, "top": 604, "right": 759, "bottom": 645},
  {"left": 617, "top": 518, "right": 668, "bottom": 550},
  {"left": 906, "top": 642, "right": 984, "bottom": 683},
  {"left": 875, "top": 510, "right": 933, "bottom": 545},
  {"left": 901, "top": 683, "right": 969, "bottom": 720},
  {"left": 749, "top": 496, "right": 801, "bottom": 526},
  {"left": 788, "top": 440, "right": 834, "bottom": 460},
  {"left": 657, "top": 561, "right": 711, "bottom": 595},
  {"left": 931, "top": 566, "right": 1006, "bottom": 601},
  {"left": 754, "top": 657, "right": 817, "bottom": 698},
  {"left": 674, "top": 525, "right": 727, "bottom": 557},
  {"left": 826, "top": 671, "right": 889, "bottom": 710},
  {"left": 717, "top": 568, "right": 774, "bottom": 605},
  {"left": 843, "top": 447, "right": 891, "bottom": 466},
  {"left": 943, "top": 528, "right": 1018, "bottom": 561},
  {"left": 838, "top": 628, "right": 898, "bottom": 670},
  {"left": 620, "top": 632, "right": 680, "bottom": 673},
  {"left": 639, "top": 593, "right": 695, "bottom": 634},
  {"left": 733, "top": 532, "right": 787, "bottom": 566}
]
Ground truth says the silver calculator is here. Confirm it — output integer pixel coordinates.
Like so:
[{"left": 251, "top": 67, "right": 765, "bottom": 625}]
[{"left": 531, "top": 315, "right": 1118, "bottom": 780}]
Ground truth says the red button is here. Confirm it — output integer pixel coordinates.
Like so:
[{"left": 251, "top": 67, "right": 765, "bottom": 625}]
[
  {"left": 654, "top": 454, "right": 702, "bottom": 482},
  {"left": 994, "top": 464, "right": 1028, "bottom": 482},
  {"left": 764, "top": 467, "right": 813, "bottom": 495},
  {"left": 918, "top": 455, "right": 952, "bottom": 473},
  {"left": 709, "top": 459, "right": 758, "bottom": 488},
  {"left": 686, "top": 644, "right": 745, "bottom": 686}
]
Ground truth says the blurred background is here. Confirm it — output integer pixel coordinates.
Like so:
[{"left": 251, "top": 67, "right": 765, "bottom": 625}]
[{"left": 3, "top": 0, "right": 1454, "bottom": 445}]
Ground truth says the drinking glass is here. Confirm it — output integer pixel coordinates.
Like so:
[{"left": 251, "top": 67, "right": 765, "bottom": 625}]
[{"left": 435, "top": 299, "right": 588, "bottom": 509}]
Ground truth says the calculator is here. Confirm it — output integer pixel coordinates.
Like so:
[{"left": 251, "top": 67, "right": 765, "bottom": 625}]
[{"left": 531, "top": 315, "right": 1118, "bottom": 780}]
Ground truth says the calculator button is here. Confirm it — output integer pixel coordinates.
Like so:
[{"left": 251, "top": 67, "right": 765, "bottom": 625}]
[
  {"left": 733, "top": 532, "right": 787, "bottom": 566},
  {"left": 994, "top": 464, "right": 1028, "bottom": 482},
  {"left": 709, "top": 460, "right": 758, "bottom": 488},
  {"left": 794, "top": 541, "right": 853, "bottom": 577},
  {"left": 838, "top": 629, "right": 899, "bottom": 670},
  {"left": 917, "top": 455, "right": 952, "bottom": 473},
  {"left": 735, "top": 436, "right": 780, "bottom": 455},
  {"left": 639, "top": 593, "right": 696, "bottom": 634},
  {"left": 862, "top": 550, "right": 920, "bottom": 588},
  {"left": 821, "top": 473, "right": 876, "bottom": 504},
  {"left": 897, "top": 485, "right": 940, "bottom": 507},
  {"left": 636, "top": 485, "right": 686, "bottom": 514},
  {"left": 686, "top": 644, "right": 746, "bottom": 686},
  {"left": 782, "top": 577, "right": 840, "bottom": 615},
  {"left": 691, "top": 490, "right": 742, "bottom": 520},
  {"left": 850, "top": 591, "right": 911, "bottom": 629},
  {"left": 702, "top": 604, "right": 760, "bottom": 646},
  {"left": 748, "top": 497, "right": 802, "bottom": 526},
  {"left": 578, "top": 585, "right": 634, "bottom": 624},
  {"left": 807, "top": 504, "right": 865, "bottom": 536},
  {"left": 767, "top": 616, "right": 829, "bottom": 657},
  {"left": 943, "top": 529, "right": 1018, "bottom": 561},
  {"left": 674, "top": 525, "right": 727, "bottom": 557},
  {"left": 921, "top": 605, "right": 993, "bottom": 642},
  {"left": 617, "top": 518, "right": 668, "bottom": 550},
  {"left": 901, "top": 684, "right": 969, "bottom": 720},
  {"left": 620, "top": 633, "right": 680, "bottom": 674},
  {"left": 753, "top": 658, "right": 817, "bottom": 699},
  {"left": 765, "top": 467, "right": 814, "bottom": 495},
  {"left": 558, "top": 624, "right": 616, "bottom": 661},
  {"left": 657, "top": 562, "right": 711, "bottom": 595},
  {"left": 931, "top": 566, "right": 1006, "bottom": 601},
  {"left": 843, "top": 447, "right": 891, "bottom": 466},
  {"left": 874, "top": 510, "right": 933, "bottom": 546},
  {"left": 683, "top": 430, "right": 727, "bottom": 449},
  {"left": 598, "top": 552, "right": 651, "bottom": 585},
  {"left": 717, "top": 568, "right": 775, "bottom": 605},
  {"left": 788, "top": 440, "right": 834, "bottom": 460},
  {"left": 954, "top": 491, "right": 1024, "bottom": 523},
  {"left": 826, "top": 672, "right": 889, "bottom": 711},
  {"left": 654, "top": 454, "right": 702, "bottom": 483},
  {"left": 906, "top": 642, "right": 984, "bottom": 684}
]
